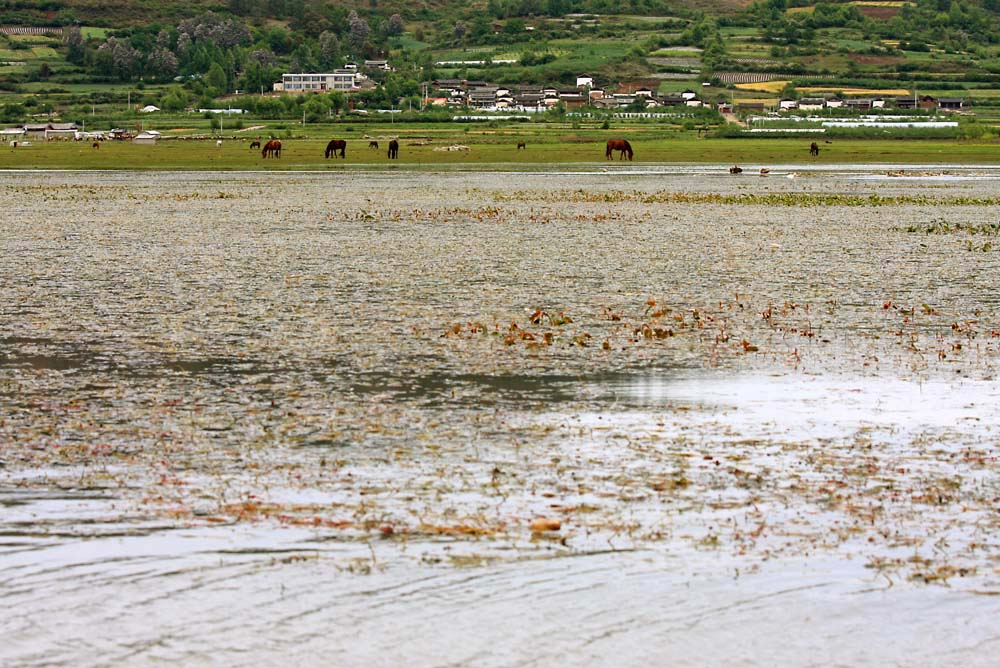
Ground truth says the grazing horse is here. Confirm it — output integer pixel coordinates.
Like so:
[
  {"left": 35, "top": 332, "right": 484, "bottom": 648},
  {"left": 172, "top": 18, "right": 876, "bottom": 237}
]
[
  {"left": 605, "top": 139, "right": 633, "bottom": 161},
  {"left": 729, "top": 165, "right": 743, "bottom": 174},
  {"left": 809, "top": 142, "right": 820, "bottom": 156},
  {"left": 325, "top": 139, "right": 347, "bottom": 159},
  {"left": 249, "top": 140, "right": 261, "bottom": 150},
  {"left": 261, "top": 139, "right": 282, "bottom": 158},
  {"left": 92, "top": 142, "right": 100, "bottom": 149},
  {"left": 368, "top": 140, "right": 379, "bottom": 150},
  {"left": 516, "top": 141, "right": 526, "bottom": 150},
  {"left": 387, "top": 139, "right": 399, "bottom": 160}
]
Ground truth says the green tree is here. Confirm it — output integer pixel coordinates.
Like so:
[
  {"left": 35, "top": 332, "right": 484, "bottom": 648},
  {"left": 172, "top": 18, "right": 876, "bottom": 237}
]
[
  {"left": 205, "top": 61, "right": 228, "bottom": 95},
  {"left": 160, "top": 86, "right": 190, "bottom": 111}
]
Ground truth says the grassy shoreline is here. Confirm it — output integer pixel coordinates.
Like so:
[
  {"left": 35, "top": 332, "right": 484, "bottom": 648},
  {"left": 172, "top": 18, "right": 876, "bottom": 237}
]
[{"left": 2, "top": 137, "right": 1000, "bottom": 171}]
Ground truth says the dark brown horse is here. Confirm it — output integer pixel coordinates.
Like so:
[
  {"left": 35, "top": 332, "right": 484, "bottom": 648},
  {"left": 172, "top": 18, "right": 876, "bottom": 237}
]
[
  {"left": 368, "top": 140, "right": 379, "bottom": 150},
  {"left": 92, "top": 142, "right": 99, "bottom": 149},
  {"left": 261, "top": 139, "right": 281, "bottom": 158},
  {"left": 516, "top": 141, "right": 526, "bottom": 150},
  {"left": 810, "top": 142, "right": 820, "bottom": 156},
  {"left": 387, "top": 139, "right": 399, "bottom": 159},
  {"left": 605, "top": 139, "right": 633, "bottom": 161},
  {"left": 249, "top": 140, "right": 261, "bottom": 150},
  {"left": 325, "top": 139, "right": 346, "bottom": 159}
]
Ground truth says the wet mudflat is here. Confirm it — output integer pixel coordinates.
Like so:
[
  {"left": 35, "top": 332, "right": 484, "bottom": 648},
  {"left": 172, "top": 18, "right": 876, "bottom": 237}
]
[{"left": 2, "top": 167, "right": 1000, "bottom": 666}]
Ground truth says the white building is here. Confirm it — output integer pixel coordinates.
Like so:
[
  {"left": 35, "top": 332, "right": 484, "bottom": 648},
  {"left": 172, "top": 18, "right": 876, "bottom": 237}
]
[{"left": 276, "top": 71, "right": 358, "bottom": 94}]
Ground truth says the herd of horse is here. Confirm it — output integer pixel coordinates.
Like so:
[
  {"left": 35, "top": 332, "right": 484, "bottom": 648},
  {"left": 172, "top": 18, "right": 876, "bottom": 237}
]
[{"left": 238, "top": 136, "right": 821, "bottom": 165}]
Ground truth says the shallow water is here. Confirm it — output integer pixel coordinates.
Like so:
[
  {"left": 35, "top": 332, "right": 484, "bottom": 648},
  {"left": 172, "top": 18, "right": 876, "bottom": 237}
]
[{"left": 2, "top": 167, "right": 1000, "bottom": 666}]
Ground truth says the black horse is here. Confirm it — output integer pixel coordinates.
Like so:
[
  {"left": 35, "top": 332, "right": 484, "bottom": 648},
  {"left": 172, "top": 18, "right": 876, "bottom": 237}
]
[
  {"left": 325, "top": 139, "right": 347, "bottom": 159},
  {"left": 387, "top": 139, "right": 399, "bottom": 159},
  {"left": 249, "top": 140, "right": 261, "bottom": 150},
  {"left": 810, "top": 142, "right": 820, "bottom": 156}
]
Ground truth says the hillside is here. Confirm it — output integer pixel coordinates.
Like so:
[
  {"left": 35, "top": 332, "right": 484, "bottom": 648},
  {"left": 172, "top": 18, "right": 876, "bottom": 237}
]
[
  {"left": 1, "top": 0, "right": 1000, "bottom": 129},
  {"left": 1, "top": 0, "right": 750, "bottom": 28}
]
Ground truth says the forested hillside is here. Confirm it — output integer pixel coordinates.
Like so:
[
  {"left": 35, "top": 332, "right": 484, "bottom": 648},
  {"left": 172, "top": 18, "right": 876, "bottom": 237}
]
[{"left": 2, "top": 0, "right": 1000, "bottom": 122}]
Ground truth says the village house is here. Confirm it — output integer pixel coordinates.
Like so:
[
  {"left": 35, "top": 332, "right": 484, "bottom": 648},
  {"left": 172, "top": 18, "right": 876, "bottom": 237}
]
[
  {"left": 798, "top": 97, "right": 826, "bottom": 111},
  {"left": 515, "top": 93, "right": 546, "bottom": 112},
  {"left": 779, "top": 98, "right": 798, "bottom": 111},
  {"left": 938, "top": 97, "right": 964, "bottom": 112},
  {"left": 467, "top": 86, "right": 499, "bottom": 109},
  {"left": 363, "top": 60, "right": 392, "bottom": 72},
  {"left": 432, "top": 79, "right": 463, "bottom": 92}
]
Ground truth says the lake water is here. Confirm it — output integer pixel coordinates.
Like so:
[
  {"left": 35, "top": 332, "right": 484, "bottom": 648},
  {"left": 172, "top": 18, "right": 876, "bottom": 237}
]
[{"left": 2, "top": 167, "right": 1000, "bottom": 666}]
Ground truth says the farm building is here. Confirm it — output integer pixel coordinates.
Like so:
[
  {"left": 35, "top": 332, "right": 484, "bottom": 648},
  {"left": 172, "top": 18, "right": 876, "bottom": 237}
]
[
  {"left": 132, "top": 131, "right": 162, "bottom": 145},
  {"left": 20, "top": 122, "right": 78, "bottom": 140}
]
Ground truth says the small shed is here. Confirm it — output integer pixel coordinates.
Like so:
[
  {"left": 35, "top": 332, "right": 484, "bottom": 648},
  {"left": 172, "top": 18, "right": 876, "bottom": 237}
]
[
  {"left": 0, "top": 127, "right": 26, "bottom": 142},
  {"left": 132, "top": 130, "right": 162, "bottom": 145}
]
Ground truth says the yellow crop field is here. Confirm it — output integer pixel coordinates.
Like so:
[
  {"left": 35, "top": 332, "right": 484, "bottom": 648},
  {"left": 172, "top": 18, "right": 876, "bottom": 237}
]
[
  {"left": 735, "top": 81, "right": 789, "bottom": 93},
  {"left": 798, "top": 86, "right": 911, "bottom": 95}
]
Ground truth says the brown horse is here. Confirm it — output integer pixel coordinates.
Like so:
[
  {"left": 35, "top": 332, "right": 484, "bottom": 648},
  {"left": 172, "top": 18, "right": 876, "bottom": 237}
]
[
  {"left": 92, "top": 142, "right": 99, "bottom": 149},
  {"left": 368, "top": 140, "right": 379, "bottom": 150},
  {"left": 387, "top": 139, "right": 399, "bottom": 159},
  {"left": 261, "top": 139, "right": 281, "bottom": 158},
  {"left": 605, "top": 139, "right": 633, "bottom": 161},
  {"left": 516, "top": 141, "right": 526, "bottom": 150},
  {"left": 249, "top": 140, "right": 261, "bottom": 150},
  {"left": 810, "top": 142, "right": 820, "bottom": 156},
  {"left": 325, "top": 139, "right": 346, "bottom": 159}
]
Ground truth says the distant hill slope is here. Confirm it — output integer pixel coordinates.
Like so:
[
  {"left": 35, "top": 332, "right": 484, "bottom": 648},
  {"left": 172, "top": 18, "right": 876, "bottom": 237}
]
[{"left": 3, "top": 0, "right": 751, "bottom": 27}]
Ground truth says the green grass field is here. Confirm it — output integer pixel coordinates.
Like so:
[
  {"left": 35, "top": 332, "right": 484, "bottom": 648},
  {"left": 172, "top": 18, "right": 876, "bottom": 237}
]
[{"left": 3, "top": 135, "right": 999, "bottom": 171}]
